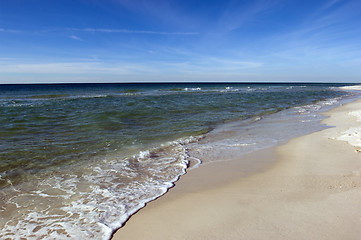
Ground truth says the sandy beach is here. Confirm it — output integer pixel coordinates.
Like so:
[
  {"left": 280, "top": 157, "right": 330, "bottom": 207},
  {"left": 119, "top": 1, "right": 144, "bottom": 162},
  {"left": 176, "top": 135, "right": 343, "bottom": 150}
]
[{"left": 112, "top": 95, "right": 361, "bottom": 240}]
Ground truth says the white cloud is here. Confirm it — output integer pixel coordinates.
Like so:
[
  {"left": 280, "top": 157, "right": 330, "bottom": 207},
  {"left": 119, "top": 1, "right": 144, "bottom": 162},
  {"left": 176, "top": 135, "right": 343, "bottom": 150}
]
[
  {"left": 69, "top": 35, "right": 83, "bottom": 41},
  {"left": 322, "top": 0, "right": 342, "bottom": 9},
  {"left": 154, "top": 57, "right": 263, "bottom": 74},
  {"left": 78, "top": 28, "right": 198, "bottom": 35},
  {"left": 216, "top": 0, "right": 279, "bottom": 33},
  {"left": 0, "top": 27, "right": 199, "bottom": 36},
  {"left": 209, "top": 58, "right": 263, "bottom": 69},
  {"left": 0, "top": 28, "right": 23, "bottom": 33},
  {"left": 0, "top": 56, "right": 262, "bottom": 78},
  {"left": 0, "top": 62, "right": 148, "bottom": 75}
]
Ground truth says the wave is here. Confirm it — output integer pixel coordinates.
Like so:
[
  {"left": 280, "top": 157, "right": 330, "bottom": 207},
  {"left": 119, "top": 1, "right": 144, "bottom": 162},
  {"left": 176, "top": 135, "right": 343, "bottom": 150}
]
[{"left": 0, "top": 135, "right": 204, "bottom": 240}]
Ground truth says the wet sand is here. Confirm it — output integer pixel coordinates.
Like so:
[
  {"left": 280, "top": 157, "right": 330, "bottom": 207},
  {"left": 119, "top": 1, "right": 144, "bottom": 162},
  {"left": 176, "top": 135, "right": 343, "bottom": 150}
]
[{"left": 112, "top": 97, "right": 361, "bottom": 240}]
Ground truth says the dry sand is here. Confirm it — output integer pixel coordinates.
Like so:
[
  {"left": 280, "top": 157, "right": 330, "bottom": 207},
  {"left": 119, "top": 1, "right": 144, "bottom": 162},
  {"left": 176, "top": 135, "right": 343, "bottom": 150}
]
[{"left": 112, "top": 97, "right": 361, "bottom": 240}]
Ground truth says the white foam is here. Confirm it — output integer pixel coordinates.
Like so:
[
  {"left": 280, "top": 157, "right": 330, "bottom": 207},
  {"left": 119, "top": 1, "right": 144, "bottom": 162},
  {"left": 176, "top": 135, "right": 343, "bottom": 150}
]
[
  {"left": 229, "top": 143, "right": 257, "bottom": 147},
  {"left": 0, "top": 135, "right": 204, "bottom": 240},
  {"left": 137, "top": 150, "right": 150, "bottom": 159},
  {"left": 184, "top": 87, "right": 201, "bottom": 91},
  {"left": 294, "top": 97, "right": 341, "bottom": 115},
  {"left": 340, "top": 85, "right": 361, "bottom": 91},
  {"left": 188, "top": 157, "right": 202, "bottom": 170}
]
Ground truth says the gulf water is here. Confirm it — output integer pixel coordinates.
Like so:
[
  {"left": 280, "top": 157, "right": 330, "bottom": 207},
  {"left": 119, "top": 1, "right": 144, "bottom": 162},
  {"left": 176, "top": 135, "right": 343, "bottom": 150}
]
[{"left": 0, "top": 83, "right": 356, "bottom": 239}]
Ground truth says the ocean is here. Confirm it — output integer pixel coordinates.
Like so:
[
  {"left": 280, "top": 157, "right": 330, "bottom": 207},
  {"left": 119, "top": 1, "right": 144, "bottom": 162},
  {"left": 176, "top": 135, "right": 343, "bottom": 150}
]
[{"left": 0, "top": 83, "right": 358, "bottom": 239}]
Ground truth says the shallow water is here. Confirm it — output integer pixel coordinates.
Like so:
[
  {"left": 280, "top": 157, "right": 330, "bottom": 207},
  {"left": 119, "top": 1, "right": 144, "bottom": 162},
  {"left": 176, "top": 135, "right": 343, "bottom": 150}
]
[{"left": 0, "top": 83, "right": 356, "bottom": 239}]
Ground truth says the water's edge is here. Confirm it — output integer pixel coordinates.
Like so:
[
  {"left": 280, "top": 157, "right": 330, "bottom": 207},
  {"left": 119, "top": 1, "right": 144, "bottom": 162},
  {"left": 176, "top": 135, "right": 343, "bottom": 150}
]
[
  {"left": 1, "top": 83, "right": 359, "bottom": 239},
  {"left": 109, "top": 88, "right": 361, "bottom": 239}
]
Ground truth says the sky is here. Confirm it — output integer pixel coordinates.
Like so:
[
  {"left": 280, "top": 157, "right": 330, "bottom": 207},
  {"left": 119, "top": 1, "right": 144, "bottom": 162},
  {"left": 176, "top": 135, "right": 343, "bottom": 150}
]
[{"left": 0, "top": 0, "right": 360, "bottom": 83}]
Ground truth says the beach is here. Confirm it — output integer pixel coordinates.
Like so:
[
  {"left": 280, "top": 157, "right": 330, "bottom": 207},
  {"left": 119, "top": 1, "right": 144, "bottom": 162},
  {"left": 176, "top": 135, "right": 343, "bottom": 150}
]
[
  {"left": 0, "top": 84, "right": 357, "bottom": 239},
  {"left": 112, "top": 93, "right": 361, "bottom": 239},
  {"left": 2, "top": 0, "right": 360, "bottom": 238}
]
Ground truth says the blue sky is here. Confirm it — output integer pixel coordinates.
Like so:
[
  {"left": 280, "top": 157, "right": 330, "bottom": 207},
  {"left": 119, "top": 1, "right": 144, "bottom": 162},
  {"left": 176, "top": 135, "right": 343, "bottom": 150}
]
[{"left": 0, "top": 0, "right": 360, "bottom": 83}]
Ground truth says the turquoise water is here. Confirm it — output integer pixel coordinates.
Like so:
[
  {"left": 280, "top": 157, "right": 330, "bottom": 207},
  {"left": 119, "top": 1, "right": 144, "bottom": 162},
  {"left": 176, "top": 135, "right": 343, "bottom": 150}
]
[{"left": 0, "top": 83, "right": 354, "bottom": 239}]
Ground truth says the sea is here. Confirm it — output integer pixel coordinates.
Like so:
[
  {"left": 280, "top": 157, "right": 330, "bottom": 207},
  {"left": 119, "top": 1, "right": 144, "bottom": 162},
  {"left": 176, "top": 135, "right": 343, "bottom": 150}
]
[{"left": 0, "top": 83, "right": 359, "bottom": 239}]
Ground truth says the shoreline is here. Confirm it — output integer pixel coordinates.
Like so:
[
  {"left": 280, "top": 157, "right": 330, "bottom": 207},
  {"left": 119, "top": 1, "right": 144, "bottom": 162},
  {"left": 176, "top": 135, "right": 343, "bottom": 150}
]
[
  {"left": 112, "top": 95, "right": 361, "bottom": 239},
  {"left": 1, "top": 84, "right": 354, "bottom": 239}
]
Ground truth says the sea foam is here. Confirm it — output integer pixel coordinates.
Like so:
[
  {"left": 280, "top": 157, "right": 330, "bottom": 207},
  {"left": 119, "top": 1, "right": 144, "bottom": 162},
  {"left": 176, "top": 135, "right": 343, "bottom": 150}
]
[{"left": 0, "top": 136, "right": 202, "bottom": 240}]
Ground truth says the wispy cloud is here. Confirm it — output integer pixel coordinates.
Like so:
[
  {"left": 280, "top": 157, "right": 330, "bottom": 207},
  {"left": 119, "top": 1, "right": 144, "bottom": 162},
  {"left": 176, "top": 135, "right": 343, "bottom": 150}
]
[
  {"left": 75, "top": 28, "right": 199, "bottom": 35},
  {"left": 216, "top": 0, "right": 280, "bottom": 33},
  {"left": 154, "top": 57, "right": 263, "bottom": 74},
  {"left": 0, "top": 28, "right": 23, "bottom": 33},
  {"left": 109, "top": 0, "right": 197, "bottom": 30},
  {"left": 204, "top": 58, "right": 263, "bottom": 69},
  {"left": 0, "top": 62, "right": 147, "bottom": 75},
  {"left": 322, "top": 0, "right": 342, "bottom": 9},
  {"left": 69, "top": 35, "right": 83, "bottom": 41},
  {"left": 0, "top": 55, "right": 262, "bottom": 77},
  {"left": 0, "top": 27, "right": 199, "bottom": 36},
  {"left": 261, "top": 0, "right": 361, "bottom": 62}
]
